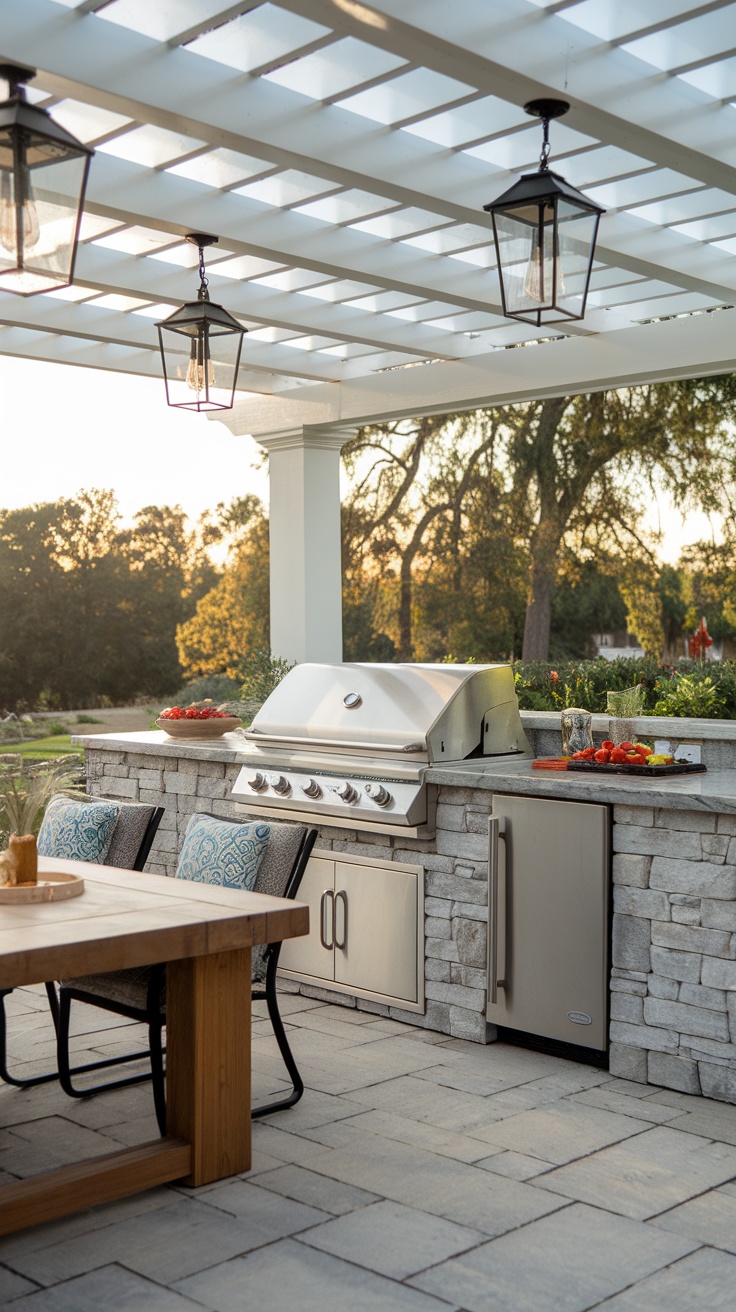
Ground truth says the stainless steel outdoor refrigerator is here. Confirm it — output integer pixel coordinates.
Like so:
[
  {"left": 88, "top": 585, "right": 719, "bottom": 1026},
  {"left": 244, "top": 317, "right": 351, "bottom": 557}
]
[{"left": 487, "top": 795, "right": 610, "bottom": 1051}]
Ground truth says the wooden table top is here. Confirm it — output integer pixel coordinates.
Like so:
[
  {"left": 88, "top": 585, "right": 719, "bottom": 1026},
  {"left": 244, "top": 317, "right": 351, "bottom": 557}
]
[{"left": 0, "top": 857, "right": 309, "bottom": 989}]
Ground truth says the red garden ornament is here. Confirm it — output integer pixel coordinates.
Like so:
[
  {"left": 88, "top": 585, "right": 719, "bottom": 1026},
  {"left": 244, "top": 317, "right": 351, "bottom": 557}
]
[{"left": 689, "top": 616, "right": 714, "bottom": 661}]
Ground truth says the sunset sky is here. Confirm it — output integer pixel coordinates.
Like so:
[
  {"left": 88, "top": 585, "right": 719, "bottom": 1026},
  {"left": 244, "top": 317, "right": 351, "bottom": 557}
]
[{"left": 1, "top": 355, "right": 268, "bottom": 527}]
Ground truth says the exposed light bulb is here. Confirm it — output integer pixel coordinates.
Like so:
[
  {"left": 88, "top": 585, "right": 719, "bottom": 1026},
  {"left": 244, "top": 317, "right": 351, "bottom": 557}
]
[
  {"left": 0, "top": 191, "right": 40, "bottom": 256},
  {"left": 186, "top": 338, "right": 215, "bottom": 393},
  {"left": 523, "top": 227, "right": 564, "bottom": 304}
]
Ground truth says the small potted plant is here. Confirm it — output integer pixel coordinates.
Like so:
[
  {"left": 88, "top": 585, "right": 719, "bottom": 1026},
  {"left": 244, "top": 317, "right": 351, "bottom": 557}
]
[{"left": 0, "top": 760, "right": 81, "bottom": 886}]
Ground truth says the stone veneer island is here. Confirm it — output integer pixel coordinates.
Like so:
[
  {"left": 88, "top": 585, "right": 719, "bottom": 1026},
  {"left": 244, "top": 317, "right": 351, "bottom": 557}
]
[{"left": 74, "top": 711, "right": 736, "bottom": 1106}]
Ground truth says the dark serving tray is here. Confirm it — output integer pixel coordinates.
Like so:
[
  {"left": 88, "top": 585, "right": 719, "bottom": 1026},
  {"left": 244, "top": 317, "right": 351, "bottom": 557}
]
[{"left": 567, "top": 761, "right": 707, "bottom": 777}]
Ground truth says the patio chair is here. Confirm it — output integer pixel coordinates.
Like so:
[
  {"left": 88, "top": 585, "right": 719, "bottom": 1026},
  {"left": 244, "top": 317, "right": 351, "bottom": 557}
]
[
  {"left": 0, "top": 798, "right": 163, "bottom": 1090},
  {"left": 55, "top": 814, "right": 317, "bottom": 1135}
]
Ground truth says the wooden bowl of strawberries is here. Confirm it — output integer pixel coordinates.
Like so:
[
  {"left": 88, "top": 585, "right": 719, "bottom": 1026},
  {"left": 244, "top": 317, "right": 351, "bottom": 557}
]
[{"left": 156, "top": 704, "right": 242, "bottom": 739}]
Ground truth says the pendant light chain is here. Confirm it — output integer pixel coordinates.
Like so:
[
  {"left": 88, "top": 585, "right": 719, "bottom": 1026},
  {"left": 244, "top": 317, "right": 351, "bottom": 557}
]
[
  {"left": 197, "top": 243, "right": 210, "bottom": 302},
  {"left": 539, "top": 115, "right": 552, "bottom": 173}
]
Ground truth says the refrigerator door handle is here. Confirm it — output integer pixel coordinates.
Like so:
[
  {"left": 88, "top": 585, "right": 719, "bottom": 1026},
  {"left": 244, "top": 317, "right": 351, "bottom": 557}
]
[{"left": 488, "top": 814, "right": 506, "bottom": 1004}]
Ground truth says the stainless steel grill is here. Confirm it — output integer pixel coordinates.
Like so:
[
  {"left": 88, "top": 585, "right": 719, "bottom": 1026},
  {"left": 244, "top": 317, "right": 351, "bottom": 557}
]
[{"left": 231, "top": 662, "right": 531, "bottom": 838}]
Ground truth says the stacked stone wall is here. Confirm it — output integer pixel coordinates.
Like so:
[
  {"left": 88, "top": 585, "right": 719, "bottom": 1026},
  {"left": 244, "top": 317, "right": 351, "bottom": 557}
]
[{"left": 610, "top": 804, "right": 736, "bottom": 1102}]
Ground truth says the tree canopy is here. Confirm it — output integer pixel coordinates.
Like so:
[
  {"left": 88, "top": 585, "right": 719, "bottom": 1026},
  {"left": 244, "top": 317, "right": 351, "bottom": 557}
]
[
  {"left": 340, "top": 377, "right": 736, "bottom": 662},
  {"left": 0, "top": 490, "right": 216, "bottom": 709}
]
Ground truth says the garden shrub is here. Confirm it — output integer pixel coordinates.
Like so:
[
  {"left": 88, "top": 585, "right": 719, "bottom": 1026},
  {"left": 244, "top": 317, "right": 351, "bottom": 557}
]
[{"left": 512, "top": 657, "right": 736, "bottom": 719}]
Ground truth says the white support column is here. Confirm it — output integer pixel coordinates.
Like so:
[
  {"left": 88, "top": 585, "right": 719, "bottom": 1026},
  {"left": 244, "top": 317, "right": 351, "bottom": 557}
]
[{"left": 257, "top": 425, "right": 354, "bottom": 665}]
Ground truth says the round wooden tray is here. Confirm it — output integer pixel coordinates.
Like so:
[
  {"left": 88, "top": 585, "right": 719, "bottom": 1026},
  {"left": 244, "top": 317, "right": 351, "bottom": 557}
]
[
  {"left": 0, "top": 872, "right": 85, "bottom": 904},
  {"left": 155, "top": 716, "right": 242, "bottom": 739}
]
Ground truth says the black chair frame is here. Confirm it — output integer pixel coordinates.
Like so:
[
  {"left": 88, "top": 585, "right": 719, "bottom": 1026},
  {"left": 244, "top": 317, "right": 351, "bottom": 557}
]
[
  {"left": 0, "top": 805, "right": 164, "bottom": 1090},
  {"left": 55, "top": 823, "right": 317, "bottom": 1134}
]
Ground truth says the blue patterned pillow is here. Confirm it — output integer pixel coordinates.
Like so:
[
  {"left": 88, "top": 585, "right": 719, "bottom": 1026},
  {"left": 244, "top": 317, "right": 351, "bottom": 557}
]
[
  {"left": 175, "top": 814, "right": 271, "bottom": 890},
  {"left": 37, "top": 796, "right": 120, "bottom": 864}
]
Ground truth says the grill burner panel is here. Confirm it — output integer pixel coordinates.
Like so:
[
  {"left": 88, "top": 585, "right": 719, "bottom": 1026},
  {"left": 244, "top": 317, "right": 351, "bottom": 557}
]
[{"left": 232, "top": 766, "right": 428, "bottom": 829}]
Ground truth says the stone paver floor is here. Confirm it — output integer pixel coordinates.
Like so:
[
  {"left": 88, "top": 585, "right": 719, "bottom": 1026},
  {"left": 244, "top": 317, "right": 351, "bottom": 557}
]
[{"left": 1, "top": 986, "right": 736, "bottom": 1309}]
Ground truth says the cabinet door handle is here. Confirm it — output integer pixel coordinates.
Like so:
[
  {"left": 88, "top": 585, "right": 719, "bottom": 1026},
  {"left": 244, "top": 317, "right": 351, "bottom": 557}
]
[
  {"left": 488, "top": 815, "right": 506, "bottom": 1004},
  {"left": 320, "top": 890, "right": 334, "bottom": 950},
  {"left": 334, "top": 889, "right": 348, "bottom": 950}
]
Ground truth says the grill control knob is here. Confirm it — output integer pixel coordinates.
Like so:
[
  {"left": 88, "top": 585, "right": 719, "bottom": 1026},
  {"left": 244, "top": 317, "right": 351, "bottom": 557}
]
[
  {"left": 301, "top": 777, "right": 322, "bottom": 799},
  {"left": 267, "top": 773, "right": 291, "bottom": 796},
  {"left": 247, "top": 771, "right": 267, "bottom": 792},
  {"left": 332, "top": 781, "right": 359, "bottom": 804},
  {"left": 365, "top": 782, "right": 392, "bottom": 808}
]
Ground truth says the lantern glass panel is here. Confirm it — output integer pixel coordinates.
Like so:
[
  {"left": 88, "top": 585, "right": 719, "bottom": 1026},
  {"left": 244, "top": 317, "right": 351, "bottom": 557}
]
[
  {"left": 158, "top": 315, "right": 244, "bottom": 412},
  {"left": 554, "top": 198, "right": 599, "bottom": 320},
  {"left": 494, "top": 201, "right": 556, "bottom": 321},
  {"left": 0, "top": 126, "right": 90, "bottom": 294}
]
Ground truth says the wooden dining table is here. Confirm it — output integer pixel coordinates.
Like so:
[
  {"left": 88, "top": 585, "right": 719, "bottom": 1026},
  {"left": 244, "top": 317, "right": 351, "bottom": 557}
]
[{"left": 0, "top": 855, "right": 308, "bottom": 1236}]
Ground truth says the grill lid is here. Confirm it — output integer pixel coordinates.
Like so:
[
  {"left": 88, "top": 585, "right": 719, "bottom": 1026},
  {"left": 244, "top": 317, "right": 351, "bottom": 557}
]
[{"left": 246, "top": 662, "right": 530, "bottom": 763}]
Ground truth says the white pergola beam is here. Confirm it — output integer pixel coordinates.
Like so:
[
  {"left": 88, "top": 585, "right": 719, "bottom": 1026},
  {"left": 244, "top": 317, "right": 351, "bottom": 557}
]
[
  {"left": 1, "top": 3, "right": 732, "bottom": 340},
  {"left": 218, "top": 310, "right": 736, "bottom": 435},
  {"left": 11, "top": 0, "right": 734, "bottom": 202},
  {"left": 281, "top": 0, "right": 736, "bottom": 191},
  {"left": 76, "top": 156, "right": 736, "bottom": 335}
]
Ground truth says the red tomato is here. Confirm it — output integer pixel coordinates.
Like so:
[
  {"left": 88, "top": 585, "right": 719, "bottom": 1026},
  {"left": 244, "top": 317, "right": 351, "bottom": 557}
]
[
  {"left": 601, "top": 740, "right": 614, "bottom": 751},
  {"left": 594, "top": 748, "right": 610, "bottom": 764},
  {"left": 619, "top": 741, "right": 634, "bottom": 752},
  {"left": 609, "top": 747, "right": 628, "bottom": 763}
]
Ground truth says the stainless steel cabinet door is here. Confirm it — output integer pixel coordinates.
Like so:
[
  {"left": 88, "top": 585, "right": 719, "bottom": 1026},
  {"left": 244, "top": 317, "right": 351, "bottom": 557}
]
[
  {"left": 334, "top": 861, "right": 418, "bottom": 1003},
  {"left": 279, "top": 856, "right": 336, "bottom": 981},
  {"left": 487, "top": 794, "right": 610, "bottom": 1050}
]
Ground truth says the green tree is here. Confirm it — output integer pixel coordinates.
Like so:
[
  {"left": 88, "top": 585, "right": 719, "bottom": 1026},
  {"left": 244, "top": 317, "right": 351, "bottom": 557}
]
[
  {"left": 176, "top": 508, "right": 270, "bottom": 681},
  {"left": 119, "top": 505, "right": 218, "bottom": 697},
  {"left": 345, "top": 378, "right": 736, "bottom": 662},
  {"left": 0, "top": 490, "right": 214, "bottom": 709},
  {"left": 342, "top": 412, "right": 528, "bottom": 660},
  {"left": 508, "top": 379, "right": 736, "bottom": 659}
]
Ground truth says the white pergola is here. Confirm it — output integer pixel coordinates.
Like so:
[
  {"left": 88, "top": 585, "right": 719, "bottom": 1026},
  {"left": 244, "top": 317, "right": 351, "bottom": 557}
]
[{"left": 3, "top": 0, "right": 736, "bottom": 661}]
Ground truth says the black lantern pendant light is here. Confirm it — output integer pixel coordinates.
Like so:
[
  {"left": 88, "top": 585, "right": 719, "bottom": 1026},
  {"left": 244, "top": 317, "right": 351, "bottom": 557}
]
[
  {"left": 156, "top": 234, "right": 246, "bottom": 412},
  {"left": 484, "top": 100, "right": 604, "bottom": 327},
  {"left": 0, "top": 64, "right": 93, "bottom": 296}
]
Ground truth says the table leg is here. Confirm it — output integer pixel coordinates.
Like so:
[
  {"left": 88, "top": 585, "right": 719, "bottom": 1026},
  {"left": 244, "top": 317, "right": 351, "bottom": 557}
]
[{"left": 166, "top": 947, "right": 251, "bottom": 1186}]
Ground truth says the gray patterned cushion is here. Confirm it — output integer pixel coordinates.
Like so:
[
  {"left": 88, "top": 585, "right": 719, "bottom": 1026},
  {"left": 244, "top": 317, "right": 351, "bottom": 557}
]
[
  {"left": 68, "top": 966, "right": 155, "bottom": 1011},
  {"left": 251, "top": 822, "right": 307, "bottom": 983},
  {"left": 105, "top": 804, "right": 157, "bottom": 870}
]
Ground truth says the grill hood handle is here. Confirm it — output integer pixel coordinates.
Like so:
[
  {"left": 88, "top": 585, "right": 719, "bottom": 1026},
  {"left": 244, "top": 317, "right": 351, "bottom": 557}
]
[{"left": 245, "top": 729, "right": 425, "bottom": 753}]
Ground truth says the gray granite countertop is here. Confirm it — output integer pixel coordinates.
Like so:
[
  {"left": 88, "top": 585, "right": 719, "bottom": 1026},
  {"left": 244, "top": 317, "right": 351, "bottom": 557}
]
[
  {"left": 76, "top": 731, "right": 736, "bottom": 816},
  {"left": 72, "top": 729, "right": 253, "bottom": 764},
  {"left": 426, "top": 757, "right": 736, "bottom": 814}
]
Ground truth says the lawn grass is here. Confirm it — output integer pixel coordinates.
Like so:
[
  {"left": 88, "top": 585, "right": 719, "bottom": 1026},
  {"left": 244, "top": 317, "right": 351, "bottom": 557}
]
[{"left": 0, "top": 736, "right": 81, "bottom": 759}]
